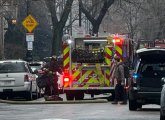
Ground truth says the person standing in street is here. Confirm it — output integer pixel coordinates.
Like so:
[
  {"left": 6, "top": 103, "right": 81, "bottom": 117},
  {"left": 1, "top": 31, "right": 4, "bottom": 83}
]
[
  {"left": 42, "top": 56, "right": 63, "bottom": 100},
  {"left": 111, "top": 55, "right": 127, "bottom": 104}
]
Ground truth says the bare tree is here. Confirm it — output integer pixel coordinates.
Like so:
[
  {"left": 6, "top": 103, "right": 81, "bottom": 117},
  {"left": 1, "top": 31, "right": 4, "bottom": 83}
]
[
  {"left": 79, "top": 0, "right": 114, "bottom": 35},
  {"left": 117, "top": 0, "right": 143, "bottom": 39},
  {"left": 44, "top": 0, "right": 74, "bottom": 56}
]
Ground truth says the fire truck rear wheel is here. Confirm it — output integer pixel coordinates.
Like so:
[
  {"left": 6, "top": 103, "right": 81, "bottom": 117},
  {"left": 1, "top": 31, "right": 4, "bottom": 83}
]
[
  {"left": 66, "top": 91, "right": 74, "bottom": 100},
  {"left": 75, "top": 91, "right": 84, "bottom": 100}
]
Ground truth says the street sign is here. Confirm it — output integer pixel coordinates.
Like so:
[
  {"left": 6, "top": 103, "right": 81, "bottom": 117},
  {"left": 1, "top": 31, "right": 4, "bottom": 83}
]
[
  {"left": 27, "top": 41, "right": 33, "bottom": 50},
  {"left": 22, "top": 14, "right": 38, "bottom": 33},
  {"left": 26, "top": 33, "right": 34, "bottom": 42}
]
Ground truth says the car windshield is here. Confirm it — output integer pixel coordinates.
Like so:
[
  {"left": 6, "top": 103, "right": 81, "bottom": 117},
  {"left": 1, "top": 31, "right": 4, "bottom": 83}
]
[{"left": 0, "top": 62, "right": 28, "bottom": 73}]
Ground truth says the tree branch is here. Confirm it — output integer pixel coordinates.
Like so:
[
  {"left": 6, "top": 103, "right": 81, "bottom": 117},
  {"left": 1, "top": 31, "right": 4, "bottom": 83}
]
[
  {"left": 59, "top": 0, "right": 74, "bottom": 29},
  {"left": 97, "top": 0, "right": 114, "bottom": 25},
  {"left": 44, "top": 0, "right": 58, "bottom": 25},
  {"left": 79, "top": 0, "right": 95, "bottom": 23}
]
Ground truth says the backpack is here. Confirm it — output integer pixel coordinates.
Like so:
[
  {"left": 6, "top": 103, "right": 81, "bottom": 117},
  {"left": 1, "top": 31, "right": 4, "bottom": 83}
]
[{"left": 123, "top": 64, "right": 129, "bottom": 78}]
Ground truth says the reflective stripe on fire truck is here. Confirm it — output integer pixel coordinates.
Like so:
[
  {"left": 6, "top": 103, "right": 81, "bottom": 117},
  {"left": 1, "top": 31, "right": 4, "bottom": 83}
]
[
  {"left": 105, "top": 46, "right": 113, "bottom": 65},
  {"left": 69, "top": 63, "right": 111, "bottom": 88},
  {"left": 115, "top": 44, "right": 123, "bottom": 61},
  {"left": 63, "top": 43, "right": 70, "bottom": 70},
  {"left": 95, "top": 64, "right": 104, "bottom": 87}
]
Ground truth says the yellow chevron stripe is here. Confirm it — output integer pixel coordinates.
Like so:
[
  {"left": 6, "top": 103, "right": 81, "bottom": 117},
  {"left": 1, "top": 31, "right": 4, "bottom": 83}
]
[
  {"left": 83, "top": 76, "right": 100, "bottom": 87},
  {"left": 95, "top": 64, "right": 104, "bottom": 86},
  {"left": 63, "top": 47, "right": 69, "bottom": 55},
  {"left": 105, "top": 78, "right": 110, "bottom": 86},
  {"left": 105, "top": 69, "right": 110, "bottom": 86},
  {"left": 106, "top": 47, "right": 112, "bottom": 56},
  {"left": 105, "top": 58, "right": 111, "bottom": 65},
  {"left": 115, "top": 45, "right": 122, "bottom": 55},
  {"left": 105, "top": 69, "right": 110, "bottom": 76},
  {"left": 64, "top": 57, "right": 69, "bottom": 67},
  {"left": 73, "top": 69, "right": 80, "bottom": 80},
  {"left": 72, "top": 64, "right": 81, "bottom": 80}
]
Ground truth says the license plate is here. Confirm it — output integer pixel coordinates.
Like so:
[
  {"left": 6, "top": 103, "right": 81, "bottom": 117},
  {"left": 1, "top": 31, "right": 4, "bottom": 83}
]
[{"left": 0, "top": 81, "right": 15, "bottom": 86}]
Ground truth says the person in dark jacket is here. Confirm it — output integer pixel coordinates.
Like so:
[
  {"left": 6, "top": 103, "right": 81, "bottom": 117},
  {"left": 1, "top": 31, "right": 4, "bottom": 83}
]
[
  {"left": 112, "top": 55, "right": 127, "bottom": 104},
  {"left": 43, "top": 56, "right": 63, "bottom": 100}
]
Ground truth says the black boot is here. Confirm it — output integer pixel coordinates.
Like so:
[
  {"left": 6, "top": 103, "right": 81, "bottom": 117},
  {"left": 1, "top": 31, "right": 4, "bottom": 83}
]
[{"left": 111, "top": 100, "right": 118, "bottom": 104}]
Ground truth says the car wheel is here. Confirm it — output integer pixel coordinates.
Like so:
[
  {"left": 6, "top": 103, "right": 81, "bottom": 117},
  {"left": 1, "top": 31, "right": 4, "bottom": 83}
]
[
  {"left": 0, "top": 94, "right": 6, "bottom": 100},
  {"left": 66, "top": 91, "right": 74, "bottom": 100},
  {"left": 129, "top": 99, "right": 137, "bottom": 111},
  {"left": 137, "top": 103, "right": 142, "bottom": 109},
  {"left": 107, "top": 92, "right": 115, "bottom": 101},
  {"left": 25, "top": 90, "right": 33, "bottom": 101},
  {"left": 160, "top": 112, "right": 165, "bottom": 120},
  {"left": 33, "top": 87, "right": 39, "bottom": 100},
  {"left": 38, "top": 88, "right": 42, "bottom": 98}
]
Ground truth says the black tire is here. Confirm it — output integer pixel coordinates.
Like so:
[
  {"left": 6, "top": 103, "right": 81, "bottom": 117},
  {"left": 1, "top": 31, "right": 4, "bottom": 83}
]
[
  {"left": 33, "top": 87, "right": 39, "bottom": 100},
  {"left": 107, "top": 92, "right": 115, "bottom": 101},
  {"left": 137, "top": 103, "right": 142, "bottom": 109},
  {"left": 75, "top": 91, "right": 84, "bottom": 100},
  {"left": 129, "top": 99, "right": 137, "bottom": 111},
  {"left": 160, "top": 112, "right": 165, "bottom": 120},
  {"left": 25, "top": 91, "right": 33, "bottom": 101},
  {"left": 66, "top": 91, "right": 74, "bottom": 100},
  {"left": 38, "top": 88, "right": 42, "bottom": 98},
  {"left": 0, "top": 94, "right": 6, "bottom": 100}
]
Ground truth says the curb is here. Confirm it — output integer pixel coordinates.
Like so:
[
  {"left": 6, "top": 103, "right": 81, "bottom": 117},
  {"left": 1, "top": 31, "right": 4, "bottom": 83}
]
[{"left": 0, "top": 99, "right": 108, "bottom": 104}]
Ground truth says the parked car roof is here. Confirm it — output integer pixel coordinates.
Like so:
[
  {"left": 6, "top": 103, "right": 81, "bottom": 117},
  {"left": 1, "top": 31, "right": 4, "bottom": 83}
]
[
  {"left": 136, "top": 48, "right": 165, "bottom": 54},
  {"left": 0, "top": 59, "right": 27, "bottom": 63}
]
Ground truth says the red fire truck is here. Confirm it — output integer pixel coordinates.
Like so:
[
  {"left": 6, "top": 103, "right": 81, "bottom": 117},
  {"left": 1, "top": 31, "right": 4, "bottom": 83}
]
[{"left": 62, "top": 35, "right": 134, "bottom": 100}]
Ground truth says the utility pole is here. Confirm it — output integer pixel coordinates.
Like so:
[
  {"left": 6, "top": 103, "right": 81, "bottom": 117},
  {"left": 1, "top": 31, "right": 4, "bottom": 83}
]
[
  {"left": 27, "top": 0, "right": 30, "bottom": 15},
  {"left": 25, "top": 0, "right": 33, "bottom": 62},
  {"left": 23, "top": 0, "right": 38, "bottom": 62}
]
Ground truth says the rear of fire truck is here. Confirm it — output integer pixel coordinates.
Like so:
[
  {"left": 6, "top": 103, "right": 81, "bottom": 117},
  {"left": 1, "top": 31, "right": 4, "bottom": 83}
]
[{"left": 62, "top": 35, "right": 133, "bottom": 101}]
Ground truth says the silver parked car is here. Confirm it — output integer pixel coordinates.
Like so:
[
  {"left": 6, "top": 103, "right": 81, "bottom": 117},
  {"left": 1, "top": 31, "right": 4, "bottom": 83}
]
[{"left": 0, "top": 59, "right": 39, "bottom": 100}]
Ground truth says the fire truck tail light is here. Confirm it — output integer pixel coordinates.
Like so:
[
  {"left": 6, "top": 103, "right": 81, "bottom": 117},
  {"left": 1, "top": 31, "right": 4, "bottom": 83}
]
[
  {"left": 113, "top": 37, "right": 123, "bottom": 44},
  {"left": 64, "top": 77, "right": 70, "bottom": 82},
  {"left": 115, "top": 39, "right": 121, "bottom": 43}
]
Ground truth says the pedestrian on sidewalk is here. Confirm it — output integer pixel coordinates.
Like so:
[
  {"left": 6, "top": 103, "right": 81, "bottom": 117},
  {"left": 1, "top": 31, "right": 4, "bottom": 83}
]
[{"left": 111, "top": 55, "right": 127, "bottom": 105}]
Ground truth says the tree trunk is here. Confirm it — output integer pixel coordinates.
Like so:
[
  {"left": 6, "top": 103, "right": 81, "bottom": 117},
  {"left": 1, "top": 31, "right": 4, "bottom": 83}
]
[
  {"left": 51, "top": 28, "right": 63, "bottom": 56},
  {"left": 79, "top": 0, "right": 114, "bottom": 36},
  {"left": 92, "top": 22, "right": 99, "bottom": 35}
]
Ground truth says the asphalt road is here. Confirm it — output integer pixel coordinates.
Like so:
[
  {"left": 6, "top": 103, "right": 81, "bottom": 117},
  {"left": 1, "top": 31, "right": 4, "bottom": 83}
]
[{"left": 0, "top": 94, "right": 160, "bottom": 120}]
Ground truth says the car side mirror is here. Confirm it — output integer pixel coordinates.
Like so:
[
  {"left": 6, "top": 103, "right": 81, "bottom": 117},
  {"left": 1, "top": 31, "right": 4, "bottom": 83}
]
[{"left": 161, "top": 77, "right": 165, "bottom": 83}]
